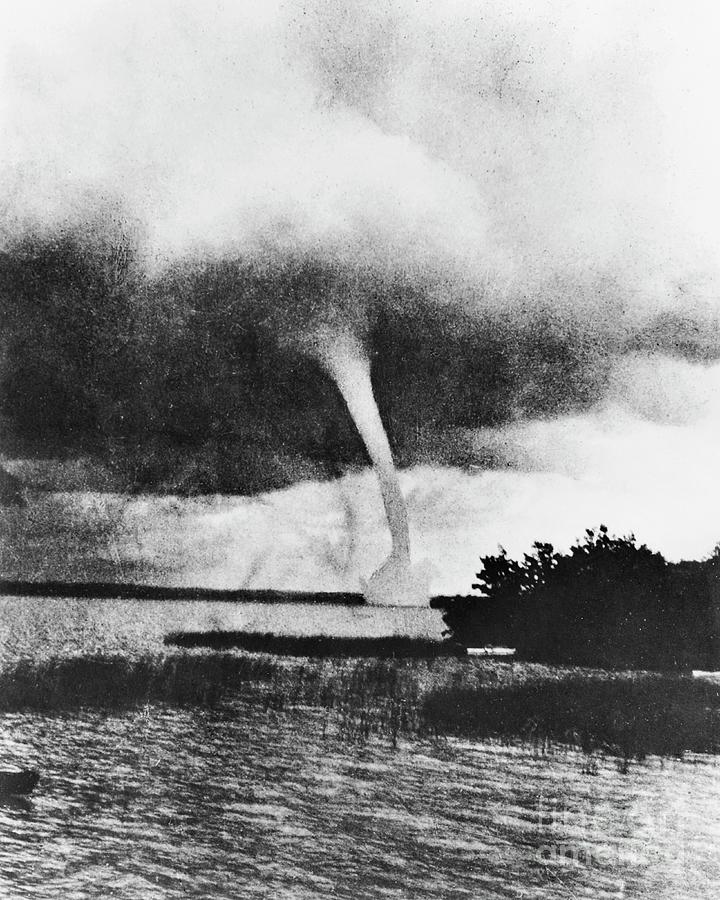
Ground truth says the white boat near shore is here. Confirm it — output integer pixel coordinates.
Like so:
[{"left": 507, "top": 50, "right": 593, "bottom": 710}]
[
  {"left": 691, "top": 670, "right": 720, "bottom": 681},
  {"left": 466, "top": 647, "right": 516, "bottom": 658}
]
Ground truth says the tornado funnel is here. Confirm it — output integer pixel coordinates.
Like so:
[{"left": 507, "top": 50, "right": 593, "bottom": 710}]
[{"left": 317, "top": 331, "right": 428, "bottom": 606}]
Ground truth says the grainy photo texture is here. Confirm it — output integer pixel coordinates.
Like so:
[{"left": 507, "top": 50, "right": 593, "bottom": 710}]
[{"left": 1, "top": 2, "right": 719, "bottom": 897}]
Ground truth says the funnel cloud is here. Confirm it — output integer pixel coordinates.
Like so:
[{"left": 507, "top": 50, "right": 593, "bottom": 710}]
[{"left": 315, "top": 330, "right": 427, "bottom": 604}]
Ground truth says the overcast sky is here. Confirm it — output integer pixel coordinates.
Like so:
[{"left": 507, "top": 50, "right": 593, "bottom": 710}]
[{"left": 2, "top": 1, "right": 720, "bottom": 593}]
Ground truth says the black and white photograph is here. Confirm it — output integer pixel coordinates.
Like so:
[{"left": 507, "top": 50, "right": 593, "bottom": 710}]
[{"left": 1, "top": 1, "right": 719, "bottom": 897}]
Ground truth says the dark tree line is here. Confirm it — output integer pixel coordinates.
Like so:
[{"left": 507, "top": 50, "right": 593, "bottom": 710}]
[{"left": 433, "top": 526, "right": 720, "bottom": 671}]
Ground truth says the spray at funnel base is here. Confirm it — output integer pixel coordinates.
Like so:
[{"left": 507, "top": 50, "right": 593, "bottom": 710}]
[{"left": 317, "top": 332, "right": 429, "bottom": 606}]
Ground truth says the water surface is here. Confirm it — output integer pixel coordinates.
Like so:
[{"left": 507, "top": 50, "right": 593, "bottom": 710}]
[
  {"left": 0, "top": 597, "right": 444, "bottom": 662},
  {"left": 1, "top": 597, "right": 718, "bottom": 898},
  {"left": 1, "top": 703, "right": 719, "bottom": 899}
]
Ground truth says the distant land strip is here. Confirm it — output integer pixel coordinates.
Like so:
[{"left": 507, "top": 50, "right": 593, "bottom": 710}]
[
  {"left": 0, "top": 579, "right": 366, "bottom": 605},
  {"left": 165, "top": 631, "right": 461, "bottom": 657}
]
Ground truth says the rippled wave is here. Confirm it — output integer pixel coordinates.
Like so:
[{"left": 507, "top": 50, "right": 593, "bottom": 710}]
[{"left": 1, "top": 705, "right": 719, "bottom": 899}]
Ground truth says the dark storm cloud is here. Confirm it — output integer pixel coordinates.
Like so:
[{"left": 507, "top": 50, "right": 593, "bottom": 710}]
[{"left": 1, "top": 1, "right": 719, "bottom": 493}]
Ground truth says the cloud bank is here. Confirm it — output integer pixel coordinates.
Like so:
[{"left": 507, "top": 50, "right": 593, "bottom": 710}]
[{"left": 3, "top": 0, "right": 719, "bottom": 315}]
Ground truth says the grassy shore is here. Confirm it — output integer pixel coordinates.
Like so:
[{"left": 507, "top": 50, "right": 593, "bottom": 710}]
[
  {"left": 2, "top": 649, "right": 719, "bottom": 763},
  {"left": 421, "top": 674, "right": 720, "bottom": 761}
]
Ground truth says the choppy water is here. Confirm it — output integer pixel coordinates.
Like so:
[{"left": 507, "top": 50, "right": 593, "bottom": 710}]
[
  {"left": 1, "top": 598, "right": 719, "bottom": 898},
  {"left": 1, "top": 703, "right": 719, "bottom": 900}
]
